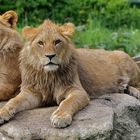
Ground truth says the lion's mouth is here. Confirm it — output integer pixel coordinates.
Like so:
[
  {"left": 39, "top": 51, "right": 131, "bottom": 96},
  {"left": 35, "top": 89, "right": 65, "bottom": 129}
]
[{"left": 44, "top": 62, "right": 59, "bottom": 66}]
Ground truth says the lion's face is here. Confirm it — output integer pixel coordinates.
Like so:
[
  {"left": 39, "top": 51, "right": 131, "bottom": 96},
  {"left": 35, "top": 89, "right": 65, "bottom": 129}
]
[{"left": 22, "top": 20, "right": 75, "bottom": 71}]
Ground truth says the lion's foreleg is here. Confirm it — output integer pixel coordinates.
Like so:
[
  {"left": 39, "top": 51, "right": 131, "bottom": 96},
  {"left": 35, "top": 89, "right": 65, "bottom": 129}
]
[
  {"left": 51, "top": 88, "right": 90, "bottom": 128},
  {"left": 0, "top": 89, "right": 42, "bottom": 124}
]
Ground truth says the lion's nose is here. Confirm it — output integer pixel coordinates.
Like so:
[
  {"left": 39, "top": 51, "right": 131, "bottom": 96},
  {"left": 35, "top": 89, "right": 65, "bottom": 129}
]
[{"left": 45, "top": 54, "right": 56, "bottom": 60}]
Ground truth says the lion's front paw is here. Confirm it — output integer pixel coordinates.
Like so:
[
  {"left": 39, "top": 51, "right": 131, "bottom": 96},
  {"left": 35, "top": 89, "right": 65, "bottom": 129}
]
[
  {"left": 0, "top": 108, "right": 15, "bottom": 125},
  {"left": 50, "top": 109, "right": 72, "bottom": 128}
]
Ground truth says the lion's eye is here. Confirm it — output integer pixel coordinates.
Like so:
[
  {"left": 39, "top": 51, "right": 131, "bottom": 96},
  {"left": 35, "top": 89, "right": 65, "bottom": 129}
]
[
  {"left": 54, "top": 39, "right": 62, "bottom": 46},
  {"left": 38, "top": 41, "right": 44, "bottom": 47}
]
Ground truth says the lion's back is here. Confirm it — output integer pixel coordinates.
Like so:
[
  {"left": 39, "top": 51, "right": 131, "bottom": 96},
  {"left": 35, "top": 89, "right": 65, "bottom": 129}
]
[{"left": 76, "top": 48, "right": 140, "bottom": 97}]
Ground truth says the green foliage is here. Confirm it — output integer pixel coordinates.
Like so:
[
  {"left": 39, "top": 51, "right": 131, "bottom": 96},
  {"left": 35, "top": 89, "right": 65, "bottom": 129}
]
[
  {"left": 0, "top": 0, "right": 140, "bottom": 56},
  {"left": 77, "top": 0, "right": 140, "bottom": 29},
  {"left": 1, "top": 0, "right": 140, "bottom": 28},
  {"left": 74, "top": 19, "right": 140, "bottom": 56}
]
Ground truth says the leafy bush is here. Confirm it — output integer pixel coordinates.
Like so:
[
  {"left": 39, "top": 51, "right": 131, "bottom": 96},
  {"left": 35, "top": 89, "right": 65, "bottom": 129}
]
[
  {"left": 74, "top": 19, "right": 140, "bottom": 56},
  {"left": 1, "top": 0, "right": 140, "bottom": 29}
]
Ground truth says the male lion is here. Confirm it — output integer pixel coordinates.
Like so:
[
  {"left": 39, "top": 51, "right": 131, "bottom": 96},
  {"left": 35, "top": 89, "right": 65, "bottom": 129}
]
[
  {"left": 0, "top": 20, "right": 140, "bottom": 128},
  {"left": 0, "top": 11, "right": 23, "bottom": 101}
]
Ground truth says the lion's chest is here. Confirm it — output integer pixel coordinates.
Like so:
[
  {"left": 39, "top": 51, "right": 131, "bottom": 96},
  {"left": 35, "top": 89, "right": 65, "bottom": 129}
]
[
  {"left": 39, "top": 73, "right": 71, "bottom": 105},
  {"left": 25, "top": 67, "right": 74, "bottom": 105},
  {"left": 38, "top": 74, "right": 64, "bottom": 105}
]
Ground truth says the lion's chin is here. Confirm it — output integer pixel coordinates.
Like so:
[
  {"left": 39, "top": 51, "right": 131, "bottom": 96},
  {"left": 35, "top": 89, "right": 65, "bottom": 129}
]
[{"left": 44, "top": 65, "right": 59, "bottom": 71}]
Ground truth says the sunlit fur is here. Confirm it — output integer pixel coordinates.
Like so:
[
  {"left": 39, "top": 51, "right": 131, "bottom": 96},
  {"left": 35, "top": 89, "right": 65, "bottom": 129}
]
[
  {"left": 20, "top": 20, "right": 74, "bottom": 72},
  {"left": 1, "top": 20, "right": 140, "bottom": 128},
  {"left": 0, "top": 11, "right": 23, "bottom": 100}
]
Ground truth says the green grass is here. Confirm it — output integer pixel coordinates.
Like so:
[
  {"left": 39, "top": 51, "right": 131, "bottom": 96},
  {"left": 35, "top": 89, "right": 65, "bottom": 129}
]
[{"left": 74, "top": 20, "right": 140, "bottom": 56}]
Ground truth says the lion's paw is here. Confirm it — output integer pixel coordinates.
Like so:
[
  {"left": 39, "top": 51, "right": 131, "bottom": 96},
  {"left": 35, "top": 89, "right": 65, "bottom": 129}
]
[
  {"left": 129, "top": 86, "right": 140, "bottom": 99},
  {"left": 50, "top": 109, "right": 72, "bottom": 128},
  {"left": 0, "top": 108, "right": 15, "bottom": 125}
]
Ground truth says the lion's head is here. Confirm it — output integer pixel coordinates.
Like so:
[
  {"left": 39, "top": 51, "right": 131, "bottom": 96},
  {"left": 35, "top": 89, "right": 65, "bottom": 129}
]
[
  {"left": 0, "top": 10, "right": 23, "bottom": 54},
  {"left": 22, "top": 20, "right": 75, "bottom": 71}
]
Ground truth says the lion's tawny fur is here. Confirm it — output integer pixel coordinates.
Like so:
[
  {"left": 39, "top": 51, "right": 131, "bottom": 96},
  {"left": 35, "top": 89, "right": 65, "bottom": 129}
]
[
  {"left": 0, "top": 11, "right": 23, "bottom": 101},
  {"left": 0, "top": 20, "right": 140, "bottom": 128}
]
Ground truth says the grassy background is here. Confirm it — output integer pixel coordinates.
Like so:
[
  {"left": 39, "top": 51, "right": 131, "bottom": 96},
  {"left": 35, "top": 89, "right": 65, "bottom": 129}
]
[
  {"left": 74, "top": 20, "right": 140, "bottom": 56},
  {"left": 1, "top": 0, "right": 140, "bottom": 56}
]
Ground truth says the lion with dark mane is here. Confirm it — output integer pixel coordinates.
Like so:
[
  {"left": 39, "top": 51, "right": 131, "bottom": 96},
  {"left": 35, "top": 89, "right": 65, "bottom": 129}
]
[{"left": 0, "top": 20, "right": 140, "bottom": 128}]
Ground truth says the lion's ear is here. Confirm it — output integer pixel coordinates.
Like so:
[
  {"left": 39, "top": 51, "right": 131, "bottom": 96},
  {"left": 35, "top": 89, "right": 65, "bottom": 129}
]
[
  {"left": 59, "top": 23, "right": 75, "bottom": 37},
  {"left": 0, "top": 10, "right": 18, "bottom": 29},
  {"left": 22, "top": 26, "right": 39, "bottom": 41}
]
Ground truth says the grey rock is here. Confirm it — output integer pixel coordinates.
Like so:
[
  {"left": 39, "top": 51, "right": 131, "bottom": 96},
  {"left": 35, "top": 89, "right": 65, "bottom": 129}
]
[{"left": 0, "top": 93, "right": 140, "bottom": 140}]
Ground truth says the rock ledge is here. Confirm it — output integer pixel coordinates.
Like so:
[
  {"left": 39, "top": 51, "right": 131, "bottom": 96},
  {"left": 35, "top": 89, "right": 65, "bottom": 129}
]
[{"left": 0, "top": 94, "right": 140, "bottom": 140}]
